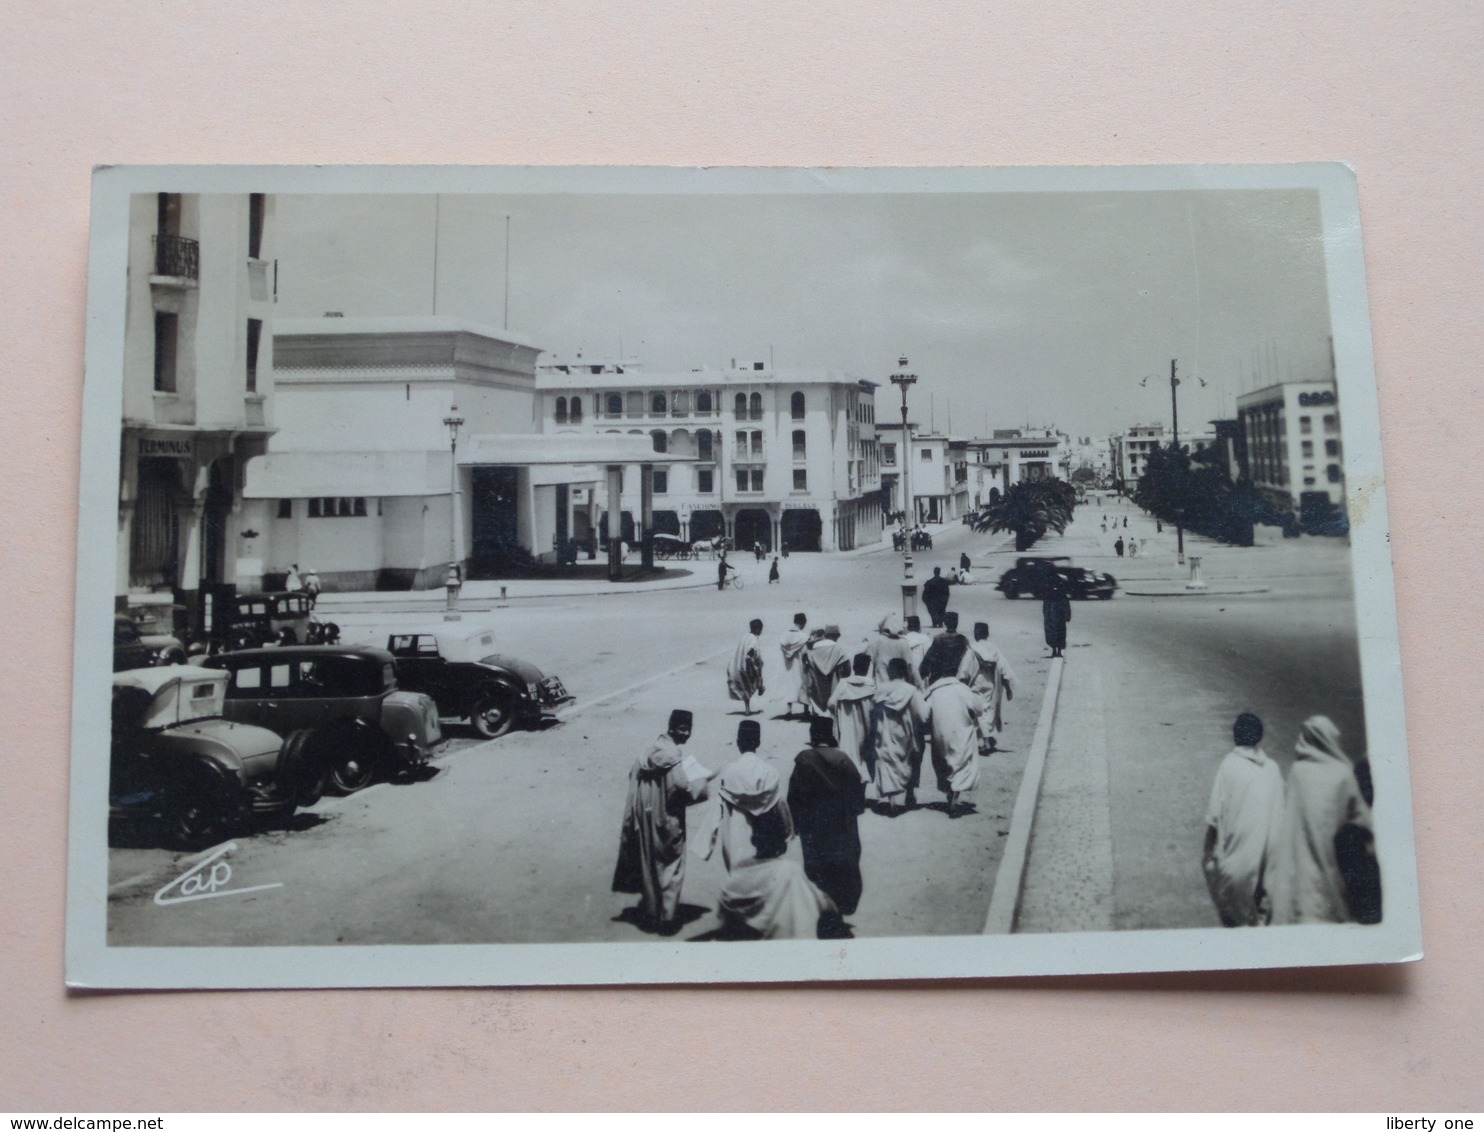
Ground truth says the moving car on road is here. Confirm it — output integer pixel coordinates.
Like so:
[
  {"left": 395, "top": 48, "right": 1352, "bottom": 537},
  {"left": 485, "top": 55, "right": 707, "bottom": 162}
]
[
  {"left": 110, "top": 666, "right": 322, "bottom": 849},
  {"left": 996, "top": 556, "right": 1118, "bottom": 601},
  {"left": 204, "top": 645, "right": 444, "bottom": 794},
  {"left": 384, "top": 625, "right": 574, "bottom": 740}
]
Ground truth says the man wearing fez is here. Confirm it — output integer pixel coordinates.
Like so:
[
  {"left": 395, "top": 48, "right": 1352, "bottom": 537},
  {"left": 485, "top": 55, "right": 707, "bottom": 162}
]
[
  {"left": 919, "top": 609, "right": 971, "bottom": 685},
  {"left": 612, "top": 709, "right": 716, "bottom": 934}
]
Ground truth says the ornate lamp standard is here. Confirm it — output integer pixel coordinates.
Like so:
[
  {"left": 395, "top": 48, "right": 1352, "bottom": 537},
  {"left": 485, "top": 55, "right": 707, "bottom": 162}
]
[
  {"left": 890, "top": 358, "right": 919, "bottom": 619},
  {"left": 443, "top": 406, "right": 465, "bottom": 621}
]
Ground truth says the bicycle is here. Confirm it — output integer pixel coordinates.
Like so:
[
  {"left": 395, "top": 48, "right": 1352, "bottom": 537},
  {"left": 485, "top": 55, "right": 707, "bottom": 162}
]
[{"left": 722, "top": 572, "right": 745, "bottom": 591}]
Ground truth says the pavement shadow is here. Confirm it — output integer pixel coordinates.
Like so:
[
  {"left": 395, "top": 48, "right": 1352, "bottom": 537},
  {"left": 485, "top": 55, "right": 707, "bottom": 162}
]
[{"left": 611, "top": 901, "right": 710, "bottom": 937}]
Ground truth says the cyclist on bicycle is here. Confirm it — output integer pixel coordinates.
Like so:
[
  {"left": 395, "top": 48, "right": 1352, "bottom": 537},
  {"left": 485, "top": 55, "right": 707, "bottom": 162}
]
[{"left": 718, "top": 553, "right": 736, "bottom": 591}]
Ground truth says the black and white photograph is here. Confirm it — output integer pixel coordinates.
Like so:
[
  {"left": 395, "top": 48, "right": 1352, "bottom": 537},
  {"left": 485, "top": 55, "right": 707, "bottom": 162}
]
[{"left": 67, "top": 164, "right": 1420, "bottom": 988}]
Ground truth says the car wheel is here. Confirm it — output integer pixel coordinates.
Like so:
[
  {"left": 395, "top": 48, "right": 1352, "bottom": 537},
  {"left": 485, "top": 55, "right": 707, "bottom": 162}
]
[
  {"left": 168, "top": 768, "right": 236, "bottom": 851},
  {"left": 326, "top": 739, "right": 383, "bottom": 795},
  {"left": 470, "top": 691, "right": 519, "bottom": 739},
  {"left": 160, "top": 647, "right": 188, "bottom": 666},
  {"left": 1098, "top": 591, "right": 1114, "bottom": 600},
  {"left": 279, "top": 729, "right": 324, "bottom": 808},
  {"left": 1004, "top": 588, "right": 1020, "bottom": 599}
]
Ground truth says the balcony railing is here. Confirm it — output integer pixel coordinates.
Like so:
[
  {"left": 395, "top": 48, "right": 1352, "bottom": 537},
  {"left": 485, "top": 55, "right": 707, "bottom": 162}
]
[{"left": 153, "top": 234, "right": 199, "bottom": 280}]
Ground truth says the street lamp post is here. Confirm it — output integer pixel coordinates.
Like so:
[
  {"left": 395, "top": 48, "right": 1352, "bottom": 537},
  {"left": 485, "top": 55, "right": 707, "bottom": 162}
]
[
  {"left": 443, "top": 406, "right": 465, "bottom": 621},
  {"left": 1168, "top": 358, "right": 1185, "bottom": 566},
  {"left": 890, "top": 358, "right": 919, "bottom": 620}
]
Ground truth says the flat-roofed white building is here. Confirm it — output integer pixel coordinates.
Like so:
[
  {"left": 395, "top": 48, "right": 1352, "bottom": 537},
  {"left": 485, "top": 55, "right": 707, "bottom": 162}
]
[
  {"left": 1236, "top": 380, "right": 1346, "bottom": 520},
  {"left": 536, "top": 357, "right": 882, "bottom": 552}
]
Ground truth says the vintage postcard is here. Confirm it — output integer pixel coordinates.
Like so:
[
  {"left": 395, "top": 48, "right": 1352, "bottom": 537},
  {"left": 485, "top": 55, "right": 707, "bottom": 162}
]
[{"left": 67, "top": 164, "right": 1420, "bottom": 988}]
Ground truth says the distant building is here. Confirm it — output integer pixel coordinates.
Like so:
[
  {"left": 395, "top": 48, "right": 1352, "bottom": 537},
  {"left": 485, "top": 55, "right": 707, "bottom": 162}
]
[
  {"left": 118, "top": 191, "right": 279, "bottom": 628},
  {"left": 1115, "top": 423, "right": 1166, "bottom": 488},
  {"left": 964, "top": 429, "right": 1070, "bottom": 507},
  {"left": 1236, "top": 380, "right": 1345, "bottom": 521},
  {"left": 536, "top": 357, "right": 882, "bottom": 552}
]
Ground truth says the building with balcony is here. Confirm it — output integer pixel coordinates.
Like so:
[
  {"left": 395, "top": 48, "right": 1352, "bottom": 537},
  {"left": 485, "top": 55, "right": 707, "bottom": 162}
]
[
  {"left": 1236, "top": 380, "right": 1346, "bottom": 522},
  {"left": 964, "top": 429, "right": 1071, "bottom": 507},
  {"left": 117, "top": 191, "right": 279, "bottom": 628},
  {"left": 536, "top": 357, "right": 882, "bottom": 552}
]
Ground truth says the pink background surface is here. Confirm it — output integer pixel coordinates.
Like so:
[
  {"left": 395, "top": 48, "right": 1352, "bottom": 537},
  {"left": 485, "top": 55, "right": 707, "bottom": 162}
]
[{"left": 3, "top": 1, "right": 1480, "bottom": 1111}]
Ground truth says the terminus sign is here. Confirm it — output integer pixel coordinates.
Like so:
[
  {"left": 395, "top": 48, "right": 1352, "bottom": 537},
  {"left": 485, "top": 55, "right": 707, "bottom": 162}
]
[{"left": 139, "top": 436, "right": 194, "bottom": 457}]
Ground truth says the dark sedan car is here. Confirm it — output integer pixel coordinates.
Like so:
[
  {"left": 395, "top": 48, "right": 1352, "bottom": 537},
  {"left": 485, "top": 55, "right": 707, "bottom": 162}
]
[
  {"left": 385, "top": 625, "right": 573, "bottom": 739},
  {"left": 996, "top": 556, "right": 1118, "bottom": 601}
]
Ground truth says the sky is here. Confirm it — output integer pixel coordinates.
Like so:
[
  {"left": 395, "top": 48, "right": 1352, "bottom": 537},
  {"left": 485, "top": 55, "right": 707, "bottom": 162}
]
[{"left": 274, "top": 187, "right": 1334, "bottom": 439}]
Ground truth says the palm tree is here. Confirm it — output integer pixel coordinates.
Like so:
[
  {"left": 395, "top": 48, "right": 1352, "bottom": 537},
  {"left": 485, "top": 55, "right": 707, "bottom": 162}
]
[{"left": 971, "top": 479, "right": 1076, "bottom": 551}]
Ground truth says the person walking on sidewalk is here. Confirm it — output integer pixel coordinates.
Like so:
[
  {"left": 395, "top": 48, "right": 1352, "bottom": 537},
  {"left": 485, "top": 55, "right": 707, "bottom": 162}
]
[
  {"left": 868, "top": 612, "right": 919, "bottom": 690},
  {"left": 827, "top": 652, "right": 877, "bottom": 786},
  {"left": 802, "top": 625, "right": 850, "bottom": 719},
  {"left": 693, "top": 722, "right": 792, "bottom": 874},
  {"left": 612, "top": 710, "right": 716, "bottom": 934},
  {"left": 924, "top": 667, "right": 984, "bottom": 817},
  {"left": 788, "top": 716, "right": 866, "bottom": 937},
  {"left": 768, "top": 556, "right": 780, "bottom": 584},
  {"left": 919, "top": 609, "right": 971, "bottom": 684},
  {"left": 1114, "top": 536, "right": 1125, "bottom": 558},
  {"left": 1201, "top": 712, "right": 1284, "bottom": 927},
  {"left": 726, "top": 619, "right": 766, "bottom": 715},
  {"left": 1042, "top": 581, "right": 1071, "bottom": 659},
  {"left": 921, "top": 567, "right": 951, "bottom": 629},
  {"left": 902, "top": 615, "right": 931, "bottom": 677},
  {"left": 958, "top": 621, "right": 1014, "bottom": 755}
]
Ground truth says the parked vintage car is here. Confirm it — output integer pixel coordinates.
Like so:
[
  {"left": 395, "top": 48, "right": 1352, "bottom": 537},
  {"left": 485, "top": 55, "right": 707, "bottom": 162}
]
[
  {"left": 113, "top": 612, "right": 188, "bottom": 672},
  {"left": 204, "top": 589, "right": 340, "bottom": 653},
  {"left": 203, "top": 645, "right": 444, "bottom": 794},
  {"left": 110, "top": 666, "right": 321, "bottom": 849},
  {"left": 384, "top": 625, "right": 574, "bottom": 739},
  {"left": 995, "top": 556, "right": 1118, "bottom": 601}
]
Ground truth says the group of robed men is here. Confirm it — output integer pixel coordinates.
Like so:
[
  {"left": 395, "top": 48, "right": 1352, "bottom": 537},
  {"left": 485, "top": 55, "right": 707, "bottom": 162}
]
[
  {"left": 1202, "top": 711, "right": 1382, "bottom": 929},
  {"left": 611, "top": 710, "right": 864, "bottom": 939},
  {"left": 727, "top": 609, "right": 1017, "bottom": 817}
]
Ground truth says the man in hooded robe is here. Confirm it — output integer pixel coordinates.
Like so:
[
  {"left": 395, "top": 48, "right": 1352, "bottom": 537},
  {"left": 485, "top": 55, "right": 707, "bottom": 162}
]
[
  {"left": 868, "top": 612, "right": 919, "bottom": 689},
  {"left": 802, "top": 624, "right": 850, "bottom": 718},
  {"left": 1269, "top": 715, "right": 1380, "bottom": 925},
  {"left": 612, "top": 709, "right": 716, "bottom": 932},
  {"left": 919, "top": 610, "right": 971, "bottom": 685},
  {"left": 715, "top": 800, "right": 834, "bottom": 941},
  {"left": 778, "top": 613, "right": 811, "bottom": 719},
  {"left": 957, "top": 621, "right": 1015, "bottom": 754},
  {"left": 693, "top": 721, "right": 795, "bottom": 872},
  {"left": 787, "top": 716, "right": 866, "bottom": 934},
  {"left": 902, "top": 615, "right": 931, "bottom": 677},
  {"left": 827, "top": 653, "right": 877, "bottom": 785},
  {"left": 1201, "top": 712, "right": 1285, "bottom": 927},
  {"left": 925, "top": 667, "right": 984, "bottom": 815},
  {"left": 869, "top": 657, "right": 929, "bottom": 813},
  {"left": 726, "top": 618, "right": 766, "bottom": 715}
]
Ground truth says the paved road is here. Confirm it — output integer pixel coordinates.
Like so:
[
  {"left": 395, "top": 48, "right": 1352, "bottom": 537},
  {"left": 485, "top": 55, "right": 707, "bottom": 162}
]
[{"left": 108, "top": 521, "right": 1055, "bottom": 945}]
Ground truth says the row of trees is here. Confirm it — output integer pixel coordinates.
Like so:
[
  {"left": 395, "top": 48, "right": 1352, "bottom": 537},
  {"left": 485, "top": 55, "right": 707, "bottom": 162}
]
[{"left": 970, "top": 478, "right": 1078, "bottom": 551}]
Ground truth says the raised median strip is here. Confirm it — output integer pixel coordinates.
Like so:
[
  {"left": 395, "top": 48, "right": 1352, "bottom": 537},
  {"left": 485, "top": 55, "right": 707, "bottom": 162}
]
[{"left": 982, "top": 655, "right": 1064, "bottom": 935}]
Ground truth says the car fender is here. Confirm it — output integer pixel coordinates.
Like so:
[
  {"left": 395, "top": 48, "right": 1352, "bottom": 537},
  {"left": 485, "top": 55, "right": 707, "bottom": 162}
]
[
  {"left": 380, "top": 691, "right": 443, "bottom": 760},
  {"left": 309, "top": 716, "right": 391, "bottom": 765}
]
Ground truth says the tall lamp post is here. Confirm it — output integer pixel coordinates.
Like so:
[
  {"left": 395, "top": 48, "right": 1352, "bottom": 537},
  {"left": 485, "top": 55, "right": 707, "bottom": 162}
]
[
  {"left": 443, "top": 406, "right": 465, "bottom": 620},
  {"left": 1167, "top": 359, "right": 1185, "bottom": 566},
  {"left": 891, "top": 358, "right": 919, "bottom": 620}
]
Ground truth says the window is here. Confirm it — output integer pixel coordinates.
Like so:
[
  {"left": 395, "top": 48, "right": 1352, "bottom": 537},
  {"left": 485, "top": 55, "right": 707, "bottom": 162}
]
[
  {"left": 750, "top": 431, "right": 763, "bottom": 457},
  {"left": 734, "top": 393, "right": 748, "bottom": 418},
  {"left": 1325, "top": 439, "right": 1340, "bottom": 457},
  {"left": 1327, "top": 465, "right": 1343, "bottom": 483},
  {"left": 153, "top": 310, "right": 178, "bottom": 392},
  {"left": 276, "top": 499, "right": 292, "bottom": 519},
  {"left": 735, "top": 429, "right": 747, "bottom": 456},
  {"left": 698, "top": 430, "right": 713, "bottom": 461},
  {"left": 157, "top": 192, "right": 181, "bottom": 237},
  {"left": 651, "top": 431, "right": 667, "bottom": 453},
  {"left": 791, "top": 391, "right": 805, "bottom": 420},
  {"left": 653, "top": 470, "right": 668, "bottom": 494},
  {"left": 606, "top": 393, "right": 623, "bottom": 417},
  {"left": 651, "top": 392, "right": 667, "bottom": 414},
  {"left": 1323, "top": 414, "right": 1338, "bottom": 432},
  {"left": 354, "top": 497, "right": 367, "bottom": 517},
  {"left": 749, "top": 392, "right": 762, "bottom": 420},
  {"left": 698, "top": 469, "right": 714, "bottom": 493},
  {"left": 246, "top": 318, "right": 263, "bottom": 393},
  {"left": 570, "top": 396, "right": 582, "bottom": 423},
  {"left": 1301, "top": 440, "right": 1313, "bottom": 458},
  {"left": 751, "top": 469, "right": 764, "bottom": 491},
  {"left": 921, "top": 448, "right": 933, "bottom": 462},
  {"left": 231, "top": 666, "right": 262, "bottom": 692},
  {"left": 736, "top": 468, "right": 749, "bottom": 492},
  {"left": 792, "top": 430, "right": 806, "bottom": 460},
  {"left": 672, "top": 391, "right": 689, "bottom": 415},
  {"left": 308, "top": 498, "right": 322, "bottom": 518},
  {"left": 1303, "top": 477, "right": 1316, "bottom": 486},
  {"left": 697, "top": 391, "right": 712, "bottom": 414},
  {"left": 882, "top": 443, "right": 897, "bottom": 466},
  {"left": 248, "top": 193, "right": 266, "bottom": 259},
  {"left": 627, "top": 392, "right": 644, "bottom": 418},
  {"left": 1299, "top": 415, "right": 1312, "bottom": 434},
  {"left": 555, "top": 397, "right": 568, "bottom": 424},
  {"left": 793, "top": 469, "right": 807, "bottom": 491},
  {"left": 309, "top": 497, "right": 367, "bottom": 518}
]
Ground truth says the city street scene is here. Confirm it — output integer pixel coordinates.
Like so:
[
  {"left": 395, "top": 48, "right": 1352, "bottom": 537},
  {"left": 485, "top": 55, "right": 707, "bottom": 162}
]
[{"left": 72, "top": 166, "right": 1418, "bottom": 986}]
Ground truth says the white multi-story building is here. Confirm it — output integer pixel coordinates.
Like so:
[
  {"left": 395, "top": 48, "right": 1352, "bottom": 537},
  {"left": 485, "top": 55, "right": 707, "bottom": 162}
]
[
  {"left": 118, "top": 191, "right": 279, "bottom": 628},
  {"left": 1236, "top": 380, "right": 1346, "bottom": 518},
  {"left": 535, "top": 358, "right": 882, "bottom": 552},
  {"left": 876, "top": 427, "right": 970, "bottom": 524},
  {"left": 965, "top": 429, "right": 1070, "bottom": 507},
  {"left": 1115, "top": 423, "right": 1167, "bottom": 487}
]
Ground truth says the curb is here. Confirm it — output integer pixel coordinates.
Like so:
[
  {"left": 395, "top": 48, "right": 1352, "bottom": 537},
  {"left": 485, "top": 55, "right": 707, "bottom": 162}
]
[
  {"left": 1121, "top": 586, "right": 1270, "bottom": 598},
  {"left": 982, "top": 655, "right": 1064, "bottom": 935}
]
